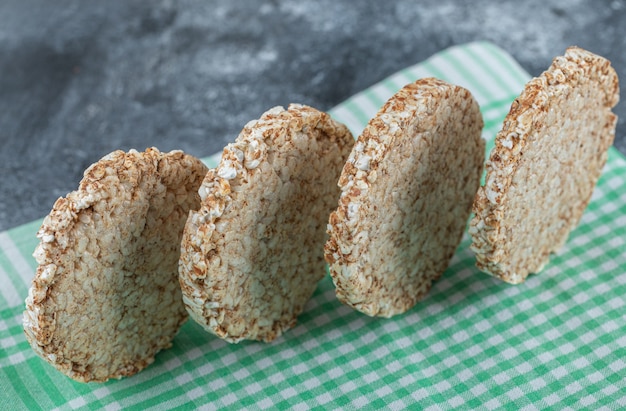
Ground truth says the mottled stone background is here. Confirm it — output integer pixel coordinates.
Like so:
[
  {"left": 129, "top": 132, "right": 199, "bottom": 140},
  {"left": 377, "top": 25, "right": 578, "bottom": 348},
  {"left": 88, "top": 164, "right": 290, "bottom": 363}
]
[{"left": 1, "top": 0, "right": 624, "bottom": 231}]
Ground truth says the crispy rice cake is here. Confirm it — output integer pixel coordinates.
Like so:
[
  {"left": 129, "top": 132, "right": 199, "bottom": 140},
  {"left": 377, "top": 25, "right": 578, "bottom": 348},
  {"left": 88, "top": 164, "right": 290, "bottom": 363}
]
[
  {"left": 469, "top": 47, "right": 619, "bottom": 284},
  {"left": 179, "top": 104, "right": 353, "bottom": 342},
  {"left": 23, "top": 148, "right": 208, "bottom": 382},
  {"left": 325, "top": 78, "right": 485, "bottom": 317}
]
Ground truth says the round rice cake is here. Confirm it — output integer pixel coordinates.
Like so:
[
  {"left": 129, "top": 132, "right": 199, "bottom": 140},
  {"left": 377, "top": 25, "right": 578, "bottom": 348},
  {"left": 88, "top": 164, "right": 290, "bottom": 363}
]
[
  {"left": 179, "top": 104, "right": 353, "bottom": 343},
  {"left": 469, "top": 47, "right": 619, "bottom": 284},
  {"left": 23, "top": 148, "right": 208, "bottom": 382},
  {"left": 324, "top": 78, "right": 485, "bottom": 317}
]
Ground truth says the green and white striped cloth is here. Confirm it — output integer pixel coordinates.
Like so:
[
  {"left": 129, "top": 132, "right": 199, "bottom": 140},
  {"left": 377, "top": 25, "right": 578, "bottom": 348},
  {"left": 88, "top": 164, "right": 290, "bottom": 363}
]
[{"left": 2, "top": 42, "right": 625, "bottom": 410}]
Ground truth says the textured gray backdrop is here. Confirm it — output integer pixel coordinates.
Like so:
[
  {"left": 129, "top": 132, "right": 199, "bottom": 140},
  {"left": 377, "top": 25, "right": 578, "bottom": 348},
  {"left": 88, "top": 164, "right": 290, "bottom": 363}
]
[{"left": 1, "top": 0, "right": 624, "bottom": 231}]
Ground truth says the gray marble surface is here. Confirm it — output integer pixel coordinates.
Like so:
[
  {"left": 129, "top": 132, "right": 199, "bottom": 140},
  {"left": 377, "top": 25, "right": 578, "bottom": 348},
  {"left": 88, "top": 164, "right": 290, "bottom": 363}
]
[{"left": 1, "top": 0, "right": 624, "bottom": 231}]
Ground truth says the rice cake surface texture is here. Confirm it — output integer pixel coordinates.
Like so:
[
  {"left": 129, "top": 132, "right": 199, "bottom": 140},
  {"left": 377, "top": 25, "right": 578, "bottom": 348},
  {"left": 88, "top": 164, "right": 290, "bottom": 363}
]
[
  {"left": 179, "top": 104, "right": 354, "bottom": 343},
  {"left": 23, "top": 148, "right": 208, "bottom": 382},
  {"left": 324, "top": 78, "right": 485, "bottom": 317},
  {"left": 469, "top": 47, "right": 619, "bottom": 284}
]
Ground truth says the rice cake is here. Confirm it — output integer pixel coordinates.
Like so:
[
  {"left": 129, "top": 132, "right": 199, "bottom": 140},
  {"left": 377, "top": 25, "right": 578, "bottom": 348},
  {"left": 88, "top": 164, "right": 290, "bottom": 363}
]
[
  {"left": 324, "top": 78, "right": 485, "bottom": 317},
  {"left": 179, "top": 104, "right": 353, "bottom": 343},
  {"left": 469, "top": 47, "right": 619, "bottom": 284},
  {"left": 23, "top": 148, "right": 208, "bottom": 382}
]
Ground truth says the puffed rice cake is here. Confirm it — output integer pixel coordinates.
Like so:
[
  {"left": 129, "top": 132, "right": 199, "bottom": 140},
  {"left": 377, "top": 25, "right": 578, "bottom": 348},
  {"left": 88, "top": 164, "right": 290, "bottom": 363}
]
[
  {"left": 324, "top": 78, "right": 485, "bottom": 317},
  {"left": 469, "top": 47, "right": 619, "bottom": 284},
  {"left": 23, "top": 148, "right": 208, "bottom": 382},
  {"left": 179, "top": 104, "right": 353, "bottom": 343}
]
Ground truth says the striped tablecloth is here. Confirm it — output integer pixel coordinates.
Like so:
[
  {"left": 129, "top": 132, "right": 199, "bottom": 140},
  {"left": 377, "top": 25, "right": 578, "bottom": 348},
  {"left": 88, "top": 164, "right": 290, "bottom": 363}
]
[{"left": 2, "top": 42, "right": 625, "bottom": 410}]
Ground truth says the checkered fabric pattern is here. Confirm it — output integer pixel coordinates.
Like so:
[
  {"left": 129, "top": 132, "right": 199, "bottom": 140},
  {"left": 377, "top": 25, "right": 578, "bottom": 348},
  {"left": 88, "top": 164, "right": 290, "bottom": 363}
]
[{"left": 2, "top": 42, "right": 625, "bottom": 410}]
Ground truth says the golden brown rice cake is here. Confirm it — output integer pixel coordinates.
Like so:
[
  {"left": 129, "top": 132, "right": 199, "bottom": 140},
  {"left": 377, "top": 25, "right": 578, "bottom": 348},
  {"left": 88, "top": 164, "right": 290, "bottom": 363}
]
[
  {"left": 23, "top": 148, "right": 208, "bottom": 382},
  {"left": 325, "top": 78, "right": 485, "bottom": 317},
  {"left": 179, "top": 104, "right": 353, "bottom": 342},
  {"left": 469, "top": 47, "right": 619, "bottom": 284}
]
